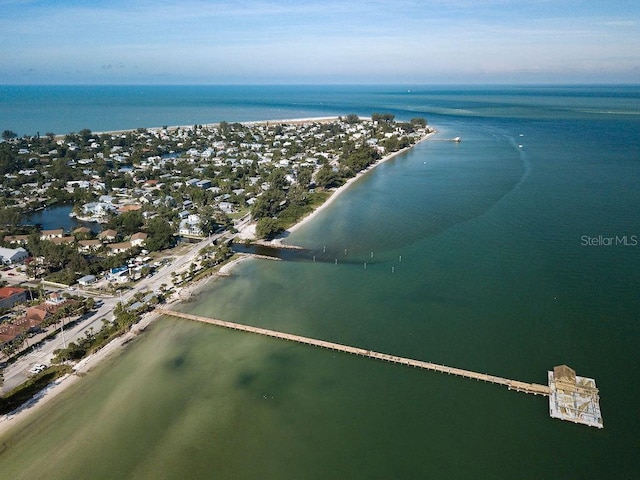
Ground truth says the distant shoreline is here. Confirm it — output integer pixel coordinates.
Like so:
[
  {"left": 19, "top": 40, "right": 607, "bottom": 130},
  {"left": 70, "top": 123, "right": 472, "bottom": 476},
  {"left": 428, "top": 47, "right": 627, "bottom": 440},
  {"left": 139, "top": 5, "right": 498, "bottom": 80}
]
[{"left": 58, "top": 116, "right": 343, "bottom": 139}]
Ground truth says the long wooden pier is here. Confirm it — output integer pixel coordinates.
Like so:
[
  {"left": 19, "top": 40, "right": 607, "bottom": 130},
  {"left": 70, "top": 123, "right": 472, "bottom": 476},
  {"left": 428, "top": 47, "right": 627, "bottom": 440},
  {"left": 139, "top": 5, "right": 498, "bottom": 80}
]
[{"left": 156, "top": 308, "right": 550, "bottom": 396}]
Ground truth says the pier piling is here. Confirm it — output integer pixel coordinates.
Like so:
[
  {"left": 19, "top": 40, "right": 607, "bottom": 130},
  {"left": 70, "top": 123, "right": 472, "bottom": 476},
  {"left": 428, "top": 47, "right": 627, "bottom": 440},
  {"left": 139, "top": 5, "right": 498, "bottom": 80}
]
[
  {"left": 157, "top": 308, "right": 551, "bottom": 397},
  {"left": 155, "top": 309, "right": 603, "bottom": 428}
]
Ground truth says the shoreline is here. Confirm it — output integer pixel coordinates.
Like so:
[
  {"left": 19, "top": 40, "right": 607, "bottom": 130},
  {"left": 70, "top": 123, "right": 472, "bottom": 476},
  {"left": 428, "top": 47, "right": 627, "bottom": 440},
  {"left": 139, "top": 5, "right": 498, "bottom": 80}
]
[
  {"left": 0, "top": 122, "right": 435, "bottom": 437},
  {"left": 273, "top": 129, "right": 436, "bottom": 244},
  {"left": 60, "top": 116, "right": 342, "bottom": 140},
  {"left": 0, "top": 253, "right": 255, "bottom": 436}
]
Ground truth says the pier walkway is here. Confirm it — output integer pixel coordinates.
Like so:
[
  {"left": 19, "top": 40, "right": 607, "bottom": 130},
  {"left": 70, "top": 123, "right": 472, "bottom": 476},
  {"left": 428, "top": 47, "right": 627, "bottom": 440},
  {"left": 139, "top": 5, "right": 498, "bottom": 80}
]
[{"left": 156, "top": 308, "right": 550, "bottom": 396}]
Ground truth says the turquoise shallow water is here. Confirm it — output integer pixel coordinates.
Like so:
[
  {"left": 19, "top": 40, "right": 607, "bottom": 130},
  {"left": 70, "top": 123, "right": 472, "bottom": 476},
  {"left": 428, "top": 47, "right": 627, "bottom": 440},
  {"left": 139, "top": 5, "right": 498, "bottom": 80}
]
[{"left": 0, "top": 86, "right": 639, "bottom": 479}]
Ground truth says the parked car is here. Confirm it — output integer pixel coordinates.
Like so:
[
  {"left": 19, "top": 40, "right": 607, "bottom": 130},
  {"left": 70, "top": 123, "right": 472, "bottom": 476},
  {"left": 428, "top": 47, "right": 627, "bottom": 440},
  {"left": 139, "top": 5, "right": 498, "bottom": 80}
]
[{"left": 28, "top": 364, "right": 47, "bottom": 374}]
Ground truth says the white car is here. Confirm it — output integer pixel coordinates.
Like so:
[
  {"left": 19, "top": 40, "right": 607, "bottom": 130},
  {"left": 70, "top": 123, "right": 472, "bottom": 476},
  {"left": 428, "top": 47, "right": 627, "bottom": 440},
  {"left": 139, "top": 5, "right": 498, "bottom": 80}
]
[{"left": 29, "top": 364, "right": 47, "bottom": 374}]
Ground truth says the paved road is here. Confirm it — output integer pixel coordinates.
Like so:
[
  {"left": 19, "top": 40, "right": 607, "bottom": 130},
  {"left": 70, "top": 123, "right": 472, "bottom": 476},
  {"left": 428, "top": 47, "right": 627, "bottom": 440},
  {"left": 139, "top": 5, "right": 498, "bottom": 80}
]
[{"left": 1, "top": 232, "right": 223, "bottom": 395}]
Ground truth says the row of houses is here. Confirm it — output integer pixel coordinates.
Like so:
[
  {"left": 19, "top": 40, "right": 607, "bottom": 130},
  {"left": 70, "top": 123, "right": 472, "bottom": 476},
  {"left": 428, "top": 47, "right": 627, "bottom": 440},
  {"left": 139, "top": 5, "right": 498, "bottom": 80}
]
[
  {"left": 3, "top": 230, "right": 148, "bottom": 256},
  {"left": 77, "top": 231, "right": 148, "bottom": 254}
]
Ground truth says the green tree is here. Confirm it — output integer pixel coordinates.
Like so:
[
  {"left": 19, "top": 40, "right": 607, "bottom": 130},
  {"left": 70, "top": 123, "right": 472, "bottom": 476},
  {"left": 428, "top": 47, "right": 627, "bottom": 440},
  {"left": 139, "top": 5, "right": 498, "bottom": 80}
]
[
  {"left": 256, "top": 217, "right": 283, "bottom": 239},
  {"left": 84, "top": 297, "right": 96, "bottom": 311},
  {"left": 2, "top": 130, "right": 17, "bottom": 141},
  {"left": 121, "top": 210, "right": 144, "bottom": 235},
  {"left": 410, "top": 117, "right": 427, "bottom": 127},
  {"left": 0, "top": 142, "right": 20, "bottom": 175},
  {"left": 78, "top": 128, "right": 93, "bottom": 144},
  {"left": 344, "top": 114, "right": 360, "bottom": 124},
  {"left": 343, "top": 145, "right": 379, "bottom": 172},
  {"left": 296, "top": 168, "right": 313, "bottom": 189},
  {"left": 251, "top": 188, "right": 286, "bottom": 219},
  {"left": 198, "top": 208, "right": 219, "bottom": 235},
  {"left": 145, "top": 216, "right": 175, "bottom": 251},
  {"left": 107, "top": 210, "right": 144, "bottom": 236},
  {"left": 0, "top": 206, "right": 20, "bottom": 228},
  {"left": 315, "top": 164, "right": 342, "bottom": 189},
  {"left": 383, "top": 135, "right": 398, "bottom": 152},
  {"left": 267, "top": 168, "right": 288, "bottom": 191},
  {"left": 371, "top": 113, "right": 395, "bottom": 123}
]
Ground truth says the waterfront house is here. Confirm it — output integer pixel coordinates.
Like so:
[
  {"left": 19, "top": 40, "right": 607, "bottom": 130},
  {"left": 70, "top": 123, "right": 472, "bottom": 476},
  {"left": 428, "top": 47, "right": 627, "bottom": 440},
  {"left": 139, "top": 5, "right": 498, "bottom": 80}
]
[
  {"left": 88, "top": 201, "right": 118, "bottom": 218},
  {"left": 98, "top": 229, "right": 118, "bottom": 242},
  {"left": 40, "top": 229, "right": 64, "bottom": 240},
  {"left": 3, "top": 234, "right": 29, "bottom": 245},
  {"left": 50, "top": 236, "right": 75, "bottom": 246},
  {"left": 72, "top": 226, "right": 92, "bottom": 237},
  {"left": 77, "top": 239, "right": 102, "bottom": 252}
]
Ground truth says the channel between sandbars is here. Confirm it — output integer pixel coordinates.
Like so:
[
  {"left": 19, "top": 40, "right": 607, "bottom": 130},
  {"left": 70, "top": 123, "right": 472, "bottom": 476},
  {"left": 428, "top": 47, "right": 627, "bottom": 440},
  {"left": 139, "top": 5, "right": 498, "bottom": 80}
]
[{"left": 156, "top": 308, "right": 551, "bottom": 396}]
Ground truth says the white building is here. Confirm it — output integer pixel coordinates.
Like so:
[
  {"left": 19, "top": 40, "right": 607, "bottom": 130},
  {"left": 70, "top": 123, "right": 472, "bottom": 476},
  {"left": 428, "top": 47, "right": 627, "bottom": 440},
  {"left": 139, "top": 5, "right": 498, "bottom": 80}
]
[
  {"left": 179, "top": 214, "right": 203, "bottom": 237},
  {"left": 130, "top": 232, "right": 148, "bottom": 247},
  {"left": 78, "top": 274, "right": 97, "bottom": 286},
  {"left": 0, "top": 246, "right": 29, "bottom": 265},
  {"left": 81, "top": 201, "right": 117, "bottom": 219}
]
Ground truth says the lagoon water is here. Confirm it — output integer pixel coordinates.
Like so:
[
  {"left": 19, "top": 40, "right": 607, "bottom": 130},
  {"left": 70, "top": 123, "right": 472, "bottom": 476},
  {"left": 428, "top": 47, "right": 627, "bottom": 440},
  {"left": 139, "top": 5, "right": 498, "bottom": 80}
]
[
  {"left": 21, "top": 204, "right": 101, "bottom": 233},
  {"left": 1, "top": 85, "right": 639, "bottom": 479}
]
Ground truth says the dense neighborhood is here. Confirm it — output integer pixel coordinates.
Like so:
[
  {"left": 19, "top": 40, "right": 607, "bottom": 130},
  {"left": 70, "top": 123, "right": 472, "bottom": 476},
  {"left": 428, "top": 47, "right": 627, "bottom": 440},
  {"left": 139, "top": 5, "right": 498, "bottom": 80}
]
[{"left": 0, "top": 114, "right": 430, "bottom": 410}]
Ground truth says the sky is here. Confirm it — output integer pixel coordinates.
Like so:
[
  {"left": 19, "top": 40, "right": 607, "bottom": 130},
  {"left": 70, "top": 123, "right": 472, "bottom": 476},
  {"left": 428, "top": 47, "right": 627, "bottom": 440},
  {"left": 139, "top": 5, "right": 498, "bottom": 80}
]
[{"left": 1, "top": 0, "right": 639, "bottom": 84}]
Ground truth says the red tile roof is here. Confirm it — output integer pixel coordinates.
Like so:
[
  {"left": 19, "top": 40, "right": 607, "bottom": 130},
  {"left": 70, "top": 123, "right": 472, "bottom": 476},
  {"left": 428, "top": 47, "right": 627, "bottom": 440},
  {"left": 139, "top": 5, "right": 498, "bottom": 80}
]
[{"left": 0, "top": 286, "right": 26, "bottom": 300}]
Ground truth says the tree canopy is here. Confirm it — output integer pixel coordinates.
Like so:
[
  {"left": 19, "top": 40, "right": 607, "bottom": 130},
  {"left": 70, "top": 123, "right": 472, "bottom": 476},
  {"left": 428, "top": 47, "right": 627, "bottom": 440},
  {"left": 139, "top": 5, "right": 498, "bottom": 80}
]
[
  {"left": 314, "top": 164, "right": 343, "bottom": 189},
  {"left": 145, "top": 216, "right": 176, "bottom": 251},
  {"left": 255, "top": 217, "right": 283, "bottom": 239},
  {"left": 2, "top": 130, "right": 18, "bottom": 141},
  {"left": 371, "top": 113, "right": 395, "bottom": 123}
]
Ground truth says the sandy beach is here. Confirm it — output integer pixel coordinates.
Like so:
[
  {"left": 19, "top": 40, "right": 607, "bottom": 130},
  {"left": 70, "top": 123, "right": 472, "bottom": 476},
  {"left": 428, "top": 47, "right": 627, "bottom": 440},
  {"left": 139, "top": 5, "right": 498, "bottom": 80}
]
[
  {"left": 74, "top": 116, "right": 342, "bottom": 141},
  {"left": 0, "top": 251, "right": 258, "bottom": 436},
  {"left": 0, "top": 126, "right": 434, "bottom": 437},
  {"left": 273, "top": 129, "right": 436, "bottom": 243}
]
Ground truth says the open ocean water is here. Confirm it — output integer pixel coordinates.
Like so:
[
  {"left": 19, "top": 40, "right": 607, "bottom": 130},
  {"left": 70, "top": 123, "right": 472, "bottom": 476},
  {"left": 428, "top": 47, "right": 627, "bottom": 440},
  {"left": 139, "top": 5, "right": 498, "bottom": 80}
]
[{"left": 1, "top": 85, "right": 639, "bottom": 479}]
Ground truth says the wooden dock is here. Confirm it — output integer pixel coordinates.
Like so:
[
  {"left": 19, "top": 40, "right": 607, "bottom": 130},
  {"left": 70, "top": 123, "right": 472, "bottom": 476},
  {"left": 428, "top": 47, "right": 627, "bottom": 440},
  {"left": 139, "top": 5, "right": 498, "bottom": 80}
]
[{"left": 156, "top": 308, "right": 551, "bottom": 396}]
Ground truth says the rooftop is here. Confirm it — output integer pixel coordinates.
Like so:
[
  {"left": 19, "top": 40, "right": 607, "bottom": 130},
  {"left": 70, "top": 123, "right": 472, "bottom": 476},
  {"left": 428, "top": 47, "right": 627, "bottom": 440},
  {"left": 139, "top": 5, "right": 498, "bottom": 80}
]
[{"left": 548, "top": 367, "right": 603, "bottom": 428}]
